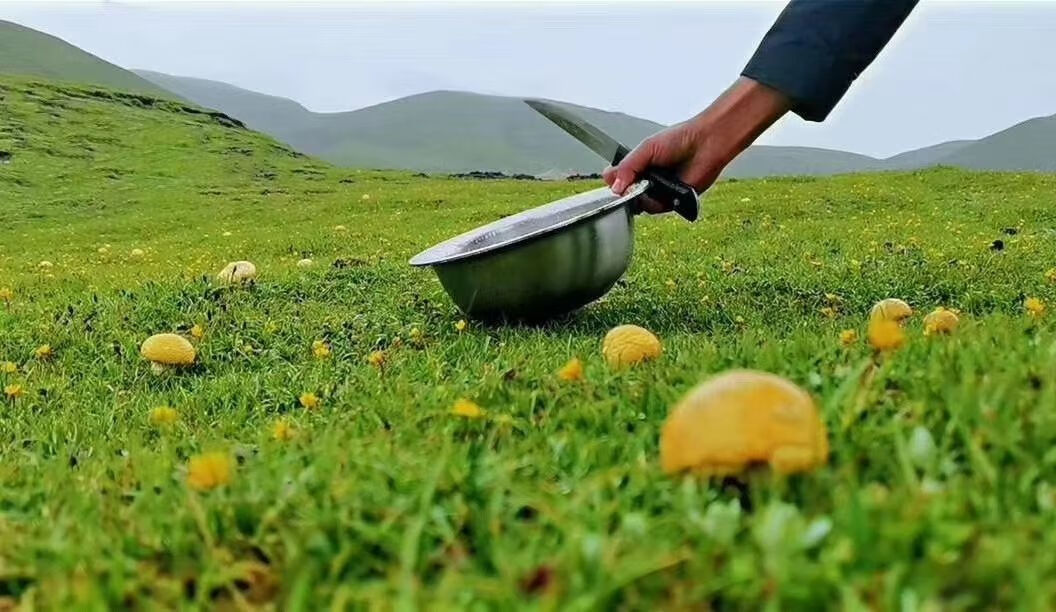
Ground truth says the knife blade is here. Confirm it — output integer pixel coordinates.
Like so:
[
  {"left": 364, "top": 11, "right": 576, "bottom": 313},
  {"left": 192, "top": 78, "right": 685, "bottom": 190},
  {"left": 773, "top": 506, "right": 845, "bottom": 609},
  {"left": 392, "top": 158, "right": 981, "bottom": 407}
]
[{"left": 525, "top": 99, "right": 698, "bottom": 222}]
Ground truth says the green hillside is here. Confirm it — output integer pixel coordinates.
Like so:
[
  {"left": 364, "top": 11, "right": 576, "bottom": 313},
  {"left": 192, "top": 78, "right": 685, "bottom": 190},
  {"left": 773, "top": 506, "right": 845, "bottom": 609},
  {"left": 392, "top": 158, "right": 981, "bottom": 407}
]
[
  {"left": 0, "top": 20, "right": 174, "bottom": 99},
  {"left": 4, "top": 73, "right": 1056, "bottom": 608}
]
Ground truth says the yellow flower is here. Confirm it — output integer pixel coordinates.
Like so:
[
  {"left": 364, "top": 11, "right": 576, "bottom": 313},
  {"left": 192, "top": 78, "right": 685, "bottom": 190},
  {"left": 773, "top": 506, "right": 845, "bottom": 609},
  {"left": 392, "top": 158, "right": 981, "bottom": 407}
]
[
  {"left": 187, "top": 452, "right": 233, "bottom": 492},
  {"left": 4, "top": 384, "right": 24, "bottom": 399},
  {"left": 1, "top": 361, "right": 16, "bottom": 374},
  {"left": 190, "top": 324, "right": 205, "bottom": 340},
  {"left": 312, "top": 340, "right": 331, "bottom": 359},
  {"left": 825, "top": 293, "right": 843, "bottom": 305},
  {"left": 451, "top": 398, "right": 484, "bottom": 419},
  {"left": 409, "top": 327, "right": 424, "bottom": 343},
  {"left": 839, "top": 329, "right": 859, "bottom": 347},
  {"left": 34, "top": 344, "right": 52, "bottom": 360},
  {"left": 299, "top": 392, "right": 321, "bottom": 409},
  {"left": 272, "top": 419, "right": 297, "bottom": 442},
  {"left": 1025, "top": 297, "right": 1046, "bottom": 318},
  {"left": 150, "top": 406, "right": 179, "bottom": 426},
  {"left": 367, "top": 350, "right": 385, "bottom": 368},
  {"left": 455, "top": 319, "right": 467, "bottom": 333},
  {"left": 557, "top": 357, "right": 584, "bottom": 382},
  {"left": 820, "top": 306, "right": 837, "bottom": 319},
  {"left": 868, "top": 318, "right": 906, "bottom": 352},
  {"left": 0, "top": 287, "right": 12, "bottom": 302}
]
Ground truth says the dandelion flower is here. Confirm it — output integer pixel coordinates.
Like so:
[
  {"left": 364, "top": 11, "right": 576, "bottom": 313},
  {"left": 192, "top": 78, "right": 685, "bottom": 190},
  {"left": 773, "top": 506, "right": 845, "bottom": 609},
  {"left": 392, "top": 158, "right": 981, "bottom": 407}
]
[
  {"left": 187, "top": 452, "right": 233, "bottom": 492},
  {"left": 299, "top": 392, "right": 320, "bottom": 410},
  {"left": 149, "top": 406, "right": 179, "bottom": 426},
  {"left": 868, "top": 318, "right": 905, "bottom": 352},
  {"left": 923, "top": 308, "right": 960, "bottom": 336},
  {"left": 312, "top": 340, "right": 332, "bottom": 359},
  {"left": 189, "top": 324, "right": 205, "bottom": 341},
  {"left": 1025, "top": 297, "right": 1046, "bottom": 318},
  {"left": 367, "top": 350, "right": 385, "bottom": 368},
  {"left": 452, "top": 398, "right": 484, "bottom": 419},
  {"left": 4, "top": 384, "right": 24, "bottom": 400},
  {"left": 272, "top": 419, "right": 296, "bottom": 442},
  {"left": 34, "top": 345, "right": 52, "bottom": 360},
  {"left": 455, "top": 319, "right": 467, "bottom": 333},
  {"left": 839, "top": 329, "right": 859, "bottom": 347},
  {"left": 409, "top": 327, "right": 424, "bottom": 342},
  {"left": 557, "top": 357, "right": 584, "bottom": 382},
  {"left": 1, "top": 361, "right": 17, "bottom": 374}
]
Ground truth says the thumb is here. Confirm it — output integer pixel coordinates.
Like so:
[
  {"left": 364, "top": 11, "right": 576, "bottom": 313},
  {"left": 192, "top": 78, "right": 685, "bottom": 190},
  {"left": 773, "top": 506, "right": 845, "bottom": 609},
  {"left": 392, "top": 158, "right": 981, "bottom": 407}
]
[{"left": 609, "top": 139, "right": 657, "bottom": 195}]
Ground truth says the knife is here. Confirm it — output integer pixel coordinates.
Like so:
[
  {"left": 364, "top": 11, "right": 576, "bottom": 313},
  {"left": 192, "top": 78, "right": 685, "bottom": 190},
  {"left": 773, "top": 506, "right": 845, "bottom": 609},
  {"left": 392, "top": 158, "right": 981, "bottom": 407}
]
[{"left": 525, "top": 99, "right": 698, "bottom": 222}]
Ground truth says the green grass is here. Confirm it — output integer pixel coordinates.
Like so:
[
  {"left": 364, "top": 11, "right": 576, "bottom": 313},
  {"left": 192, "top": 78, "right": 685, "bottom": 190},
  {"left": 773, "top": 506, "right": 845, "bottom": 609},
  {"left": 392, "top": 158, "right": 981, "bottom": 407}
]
[{"left": 3, "top": 76, "right": 1056, "bottom": 610}]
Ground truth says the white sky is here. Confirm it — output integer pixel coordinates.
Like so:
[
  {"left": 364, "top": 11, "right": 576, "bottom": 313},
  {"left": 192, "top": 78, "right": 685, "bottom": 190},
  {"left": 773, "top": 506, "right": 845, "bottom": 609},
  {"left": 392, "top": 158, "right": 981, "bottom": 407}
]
[{"left": 2, "top": 1, "right": 1055, "bottom": 158}]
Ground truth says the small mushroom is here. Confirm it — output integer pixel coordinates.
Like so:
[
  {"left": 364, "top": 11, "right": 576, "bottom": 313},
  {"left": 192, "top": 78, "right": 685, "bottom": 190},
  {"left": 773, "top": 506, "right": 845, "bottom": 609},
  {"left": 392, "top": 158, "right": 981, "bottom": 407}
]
[
  {"left": 923, "top": 308, "right": 959, "bottom": 336},
  {"left": 140, "top": 333, "right": 196, "bottom": 374},
  {"left": 216, "top": 260, "right": 257, "bottom": 284},
  {"left": 869, "top": 298, "right": 912, "bottom": 325},
  {"left": 130, "top": 248, "right": 145, "bottom": 258},
  {"left": 296, "top": 258, "right": 314, "bottom": 268},
  {"left": 660, "top": 370, "right": 828, "bottom": 476},
  {"left": 602, "top": 325, "right": 662, "bottom": 368}
]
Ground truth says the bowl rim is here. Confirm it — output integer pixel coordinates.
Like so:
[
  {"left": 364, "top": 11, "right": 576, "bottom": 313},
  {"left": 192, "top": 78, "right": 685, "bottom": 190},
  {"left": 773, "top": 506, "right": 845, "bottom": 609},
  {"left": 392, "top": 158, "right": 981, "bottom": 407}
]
[{"left": 409, "top": 181, "right": 647, "bottom": 267}]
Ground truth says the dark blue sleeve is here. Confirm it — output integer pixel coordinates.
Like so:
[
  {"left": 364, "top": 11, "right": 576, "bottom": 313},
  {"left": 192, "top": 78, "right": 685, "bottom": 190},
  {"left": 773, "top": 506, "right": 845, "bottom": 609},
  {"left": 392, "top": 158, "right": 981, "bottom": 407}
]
[{"left": 741, "top": 0, "right": 918, "bottom": 121}]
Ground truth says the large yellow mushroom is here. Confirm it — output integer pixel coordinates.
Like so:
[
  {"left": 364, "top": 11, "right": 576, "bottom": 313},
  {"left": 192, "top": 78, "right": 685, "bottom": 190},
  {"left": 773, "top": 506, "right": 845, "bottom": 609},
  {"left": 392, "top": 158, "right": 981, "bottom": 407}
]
[
  {"left": 869, "top": 298, "right": 913, "bottom": 325},
  {"left": 216, "top": 260, "right": 257, "bottom": 284},
  {"left": 140, "top": 333, "right": 196, "bottom": 374},
  {"left": 923, "top": 308, "right": 959, "bottom": 336},
  {"left": 602, "top": 325, "right": 662, "bottom": 368},
  {"left": 660, "top": 370, "right": 828, "bottom": 476}
]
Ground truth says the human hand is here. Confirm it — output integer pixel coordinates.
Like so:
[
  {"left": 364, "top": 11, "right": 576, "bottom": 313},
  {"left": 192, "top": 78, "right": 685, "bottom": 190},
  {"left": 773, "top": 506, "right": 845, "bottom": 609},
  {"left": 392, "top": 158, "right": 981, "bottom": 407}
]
[{"left": 603, "top": 77, "right": 791, "bottom": 214}]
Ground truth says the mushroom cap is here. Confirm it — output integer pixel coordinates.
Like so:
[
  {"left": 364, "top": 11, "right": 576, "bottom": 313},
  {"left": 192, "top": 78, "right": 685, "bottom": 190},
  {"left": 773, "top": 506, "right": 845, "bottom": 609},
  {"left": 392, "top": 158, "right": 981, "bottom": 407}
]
[
  {"left": 602, "top": 325, "right": 662, "bottom": 368},
  {"left": 923, "top": 308, "right": 959, "bottom": 336},
  {"left": 140, "top": 333, "right": 196, "bottom": 366},
  {"left": 130, "top": 248, "right": 145, "bottom": 257},
  {"left": 216, "top": 260, "right": 257, "bottom": 284},
  {"left": 296, "top": 258, "right": 314, "bottom": 268},
  {"left": 870, "top": 298, "right": 913, "bottom": 324},
  {"left": 660, "top": 370, "right": 828, "bottom": 475}
]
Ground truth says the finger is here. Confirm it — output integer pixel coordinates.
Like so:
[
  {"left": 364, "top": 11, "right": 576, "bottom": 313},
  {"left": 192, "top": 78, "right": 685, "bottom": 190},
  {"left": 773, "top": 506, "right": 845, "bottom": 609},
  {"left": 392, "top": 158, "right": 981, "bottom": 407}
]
[
  {"left": 610, "top": 138, "right": 657, "bottom": 195},
  {"left": 602, "top": 165, "right": 617, "bottom": 187}
]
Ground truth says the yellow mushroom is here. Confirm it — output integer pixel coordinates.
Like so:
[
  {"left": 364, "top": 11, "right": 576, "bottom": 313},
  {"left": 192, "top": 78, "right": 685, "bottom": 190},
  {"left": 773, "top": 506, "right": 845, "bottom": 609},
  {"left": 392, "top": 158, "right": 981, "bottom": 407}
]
[
  {"left": 660, "top": 370, "right": 828, "bottom": 476},
  {"left": 602, "top": 325, "right": 662, "bottom": 368},
  {"left": 216, "top": 260, "right": 257, "bottom": 284},
  {"left": 869, "top": 298, "right": 912, "bottom": 325},
  {"left": 140, "top": 333, "right": 196, "bottom": 374},
  {"left": 923, "top": 308, "right": 959, "bottom": 336}
]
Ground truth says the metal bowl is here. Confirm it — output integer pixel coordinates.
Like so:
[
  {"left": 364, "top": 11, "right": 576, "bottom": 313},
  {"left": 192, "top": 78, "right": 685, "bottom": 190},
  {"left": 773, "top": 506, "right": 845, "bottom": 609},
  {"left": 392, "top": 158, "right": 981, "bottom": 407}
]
[{"left": 410, "top": 182, "right": 649, "bottom": 321}]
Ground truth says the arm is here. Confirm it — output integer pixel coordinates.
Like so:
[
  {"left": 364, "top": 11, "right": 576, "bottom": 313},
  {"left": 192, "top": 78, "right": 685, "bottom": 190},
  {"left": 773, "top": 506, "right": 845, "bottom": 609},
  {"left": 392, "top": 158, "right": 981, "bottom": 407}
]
[{"left": 605, "top": 0, "right": 919, "bottom": 207}]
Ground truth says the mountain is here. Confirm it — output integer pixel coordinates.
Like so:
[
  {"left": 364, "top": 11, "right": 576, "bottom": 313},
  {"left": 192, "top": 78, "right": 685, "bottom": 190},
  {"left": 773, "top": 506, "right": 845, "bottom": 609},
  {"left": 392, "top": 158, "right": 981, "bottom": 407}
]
[
  {"left": 937, "top": 115, "right": 1056, "bottom": 172},
  {"left": 136, "top": 70, "right": 884, "bottom": 177},
  {"left": 0, "top": 20, "right": 174, "bottom": 99},
  {"left": 882, "top": 140, "right": 973, "bottom": 170}
]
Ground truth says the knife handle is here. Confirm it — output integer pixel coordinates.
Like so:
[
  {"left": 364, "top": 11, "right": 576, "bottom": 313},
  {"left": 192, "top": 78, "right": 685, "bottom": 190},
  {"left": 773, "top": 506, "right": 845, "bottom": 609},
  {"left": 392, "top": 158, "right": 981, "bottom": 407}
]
[
  {"left": 610, "top": 146, "right": 698, "bottom": 222},
  {"left": 643, "top": 169, "right": 699, "bottom": 222}
]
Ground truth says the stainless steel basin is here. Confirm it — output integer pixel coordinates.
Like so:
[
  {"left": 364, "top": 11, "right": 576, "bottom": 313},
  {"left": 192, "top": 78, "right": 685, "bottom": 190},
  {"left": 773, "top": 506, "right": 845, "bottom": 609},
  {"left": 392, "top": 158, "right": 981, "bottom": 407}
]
[{"left": 410, "top": 182, "right": 648, "bottom": 321}]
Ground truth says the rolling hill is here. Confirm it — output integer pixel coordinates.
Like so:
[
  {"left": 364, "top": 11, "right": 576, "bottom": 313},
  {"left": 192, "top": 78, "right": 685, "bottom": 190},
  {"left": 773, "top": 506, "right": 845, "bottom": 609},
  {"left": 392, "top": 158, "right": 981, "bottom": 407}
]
[
  {"left": 936, "top": 114, "right": 1056, "bottom": 172},
  {"left": 0, "top": 20, "right": 174, "bottom": 99},
  {"left": 136, "top": 70, "right": 888, "bottom": 177}
]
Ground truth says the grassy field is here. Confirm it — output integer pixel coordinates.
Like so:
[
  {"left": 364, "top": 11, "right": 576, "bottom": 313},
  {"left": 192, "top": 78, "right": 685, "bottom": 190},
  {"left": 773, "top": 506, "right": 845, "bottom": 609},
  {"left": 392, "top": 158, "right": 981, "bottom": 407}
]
[{"left": 3, "top": 76, "right": 1056, "bottom": 610}]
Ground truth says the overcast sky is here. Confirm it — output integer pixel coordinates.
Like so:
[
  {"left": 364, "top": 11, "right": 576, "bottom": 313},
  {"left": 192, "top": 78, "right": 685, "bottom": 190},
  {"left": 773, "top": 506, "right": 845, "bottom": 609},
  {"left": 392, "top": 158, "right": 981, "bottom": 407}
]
[{"left": 2, "top": 1, "right": 1055, "bottom": 158}]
